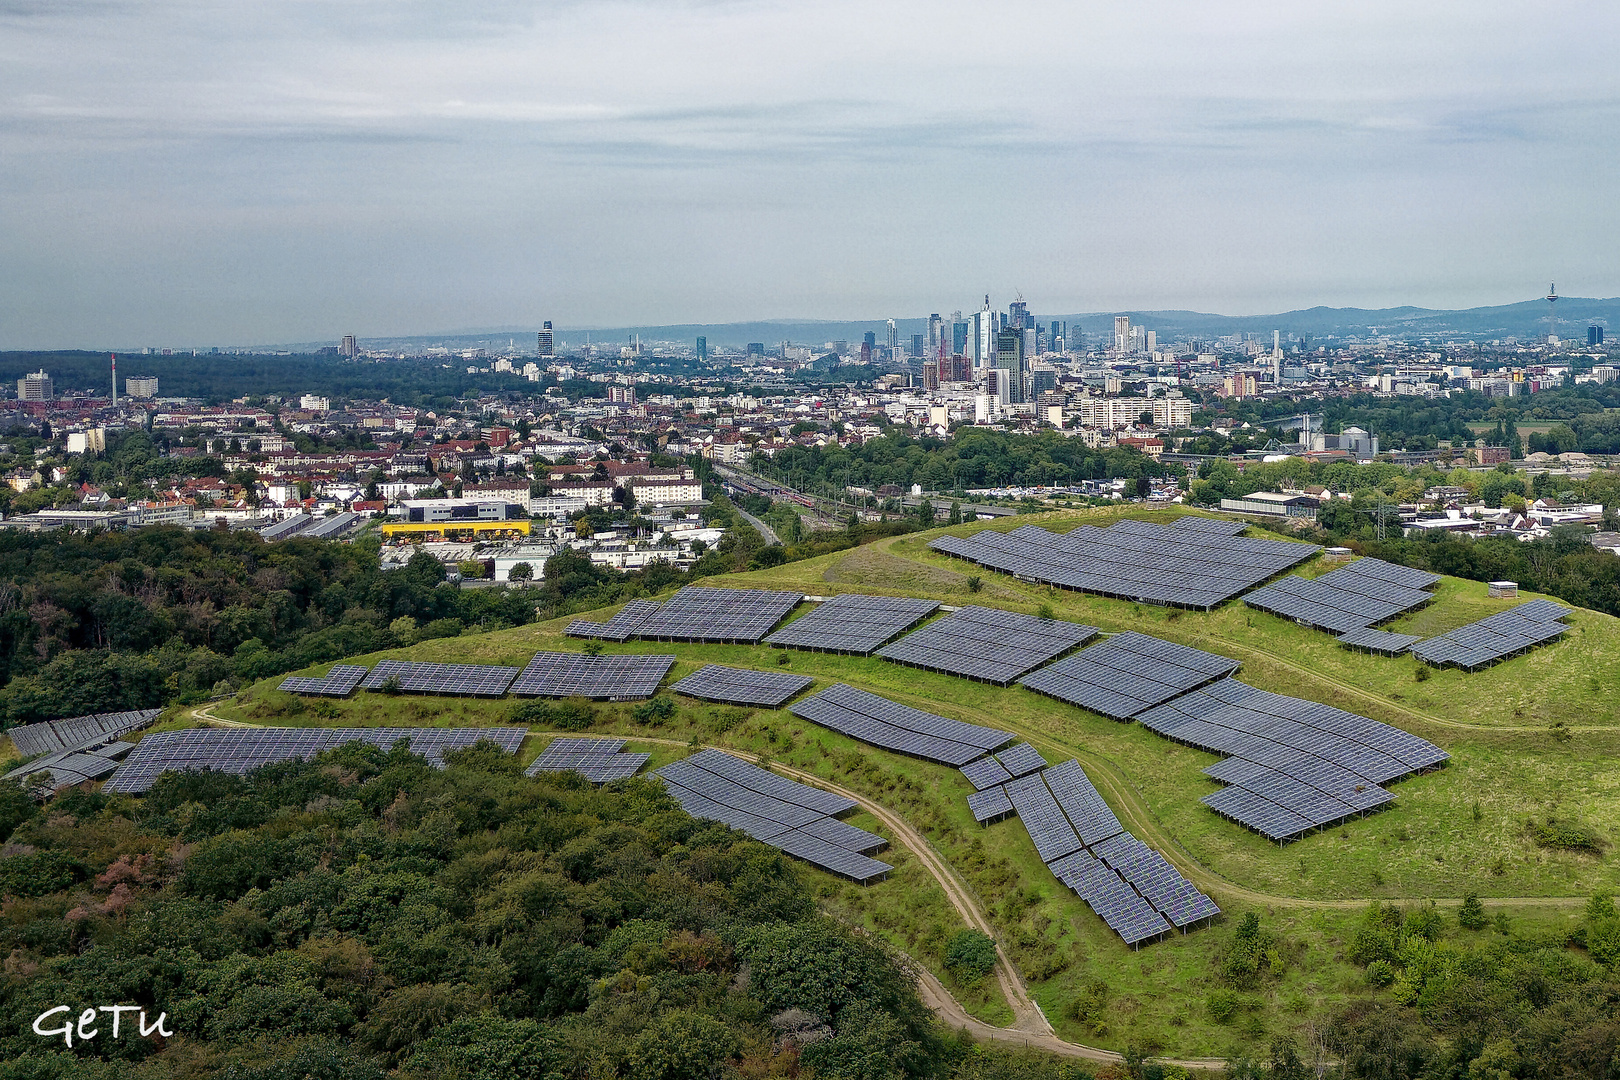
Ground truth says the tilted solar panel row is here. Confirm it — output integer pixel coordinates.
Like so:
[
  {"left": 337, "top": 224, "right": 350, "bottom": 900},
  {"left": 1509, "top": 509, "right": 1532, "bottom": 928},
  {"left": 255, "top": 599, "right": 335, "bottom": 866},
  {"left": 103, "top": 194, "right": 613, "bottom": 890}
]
[
  {"left": 529, "top": 737, "right": 626, "bottom": 762},
  {"left": 525, "top": 737, "right": 649, "bottom": 783},
  {"left": 625, "top": 587, "right": 804, "bottom": 643},
  {"left": 790, "top": 694, "right": 988, "bottom": 766},
  {"left": 1411, "top": 601, "right": 1572, "bottom": 670},
  {"left": 1004, "top": 772, "right": 1084, "bottom": 863},
  {"left": 1040, "top": 759, "right": 1124, "bottom": 847},
  {"left": 1166, "top": 678, "right": 1449, "bottom": 772},
  {"left": 657, "top": 759, "right": 825, "bottom": 829},
  {"left": 566, "top": 599, "right": 663, "bottom": 641},
  {"left": 279, "top": 665, "right": 367, "bottom": 697},
  {"left": 682, "top": 748, "right": 857, "bottom": 816},
  {"left": 1090, "top": 832, "right": 1221, "bottom": 928},
  {"left": 653, "top": 762, "right": 892, "bottom": 883},
  {"left": 765, "top": 594, "right": 940, "bottom": 654},
  {"left": 509, "top": 652, "right": 675, "bottom": 700},
  {"left": 960, "top": 755, "right": 1012, "bottom": 791},
  {"left": 877, "top": 605, "right": 1098, "bottom": 685},
  {"left": 771, "top": 830, "right": 894, "bottom": 883},
  {"left": 929, "top": 518, "right": 1318, "bottom": 609},
  {"left": 1244, "top": 558, "right": 1436, "bottom": 633},
  {"left": 659, "top": 780, "right": 792, "bottom": 842},
  {"left": 1018, "top": 631, "right": 1239, "bottom": 718},
  {"left": 967, "top": 785, "right": 1014, "bottom": 822},
  {"left": 1203, "top": 785, "right": 1314, "bottom": 841},
  {"left": 798, "top": 814, "right": 888, "bottom": 855},
  {"left": 4, "top": 735, "right": 137, "bottom": 788},
  {"left": 995, "top": 743, "right": 1047, "bottom": 778},
  {"left": 362, "top": 659, "right": 522, "bottom": 697},
  {"left": 817, "top": 684, "right": 1015, "bottom": 750},
  {"left": 1128, "top": 676, "right": 1446, "bottom": 840},
  {"left": 1336, "top": 627, "right": 1422, "bottom": 654},
  {"left": 104, "top": 727, "right": 527, "bottom": 793},
  {"left": 6, "top": 708, "right": 164, "bottom": 758},
  {"left": 1046, "top": 847, "right": 1173, "bottom": 946},
  {"left": 670, "top": 664, "right": 814, "bottom": 707}
]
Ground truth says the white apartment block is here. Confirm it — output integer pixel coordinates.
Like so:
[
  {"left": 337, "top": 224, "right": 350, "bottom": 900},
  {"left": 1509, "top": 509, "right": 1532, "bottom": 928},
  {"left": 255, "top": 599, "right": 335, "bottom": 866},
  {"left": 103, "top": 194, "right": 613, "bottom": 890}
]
[{"left": 1075, "top": 395, "right": 1192, "bottom": 430}]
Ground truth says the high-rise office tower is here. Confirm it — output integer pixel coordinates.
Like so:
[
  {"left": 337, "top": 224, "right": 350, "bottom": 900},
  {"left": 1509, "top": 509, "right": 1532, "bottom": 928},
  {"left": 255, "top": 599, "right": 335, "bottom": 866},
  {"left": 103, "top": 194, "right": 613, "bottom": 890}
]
[
  {"left": 1009, "top": 299, "right": 1029, "bottom": 330},
  {"left": 1591, "top": 326, "right": 1605, "bottom": 346},
  {"left": 927, "top": 313, "right": 943, "bottom": 356},
  {"left": 863, "top": 331, "right": 877, "bottom": 349},
  {"left": 886, "top": 320, "right": 898, "bottom": 352},
  {"left": 696, "top": 336, "right": 707, "bottom": 361},
  {"left": 339, "top": 334, "right": 358, "bottom": 358},
  {"left": 922, "top": 360, "right": 939, "bottom": 390},
  {"left": 911, "top": 333, "right": 924, "bottom": 358},
  {"left": 537, "top": 322, "right": 554, "bottom": 357},
  {"left": 1145, "top": 330, "right": 1156, "bottom": 354},
  {"left": 1272, "top": 330, "right": 1283, "bottom": 384},
  {"left": 1023, "top": 327, "right": 1037, "bottom": 360},
  {"left": 1114, "top": 316, "right": 1131, "bottom": 352},
  {"left": 952, "top": 316, "right": 968, "bottom": 356},
  {"left": 995, "top": 327, "right": 1025, "bottom": 404}
]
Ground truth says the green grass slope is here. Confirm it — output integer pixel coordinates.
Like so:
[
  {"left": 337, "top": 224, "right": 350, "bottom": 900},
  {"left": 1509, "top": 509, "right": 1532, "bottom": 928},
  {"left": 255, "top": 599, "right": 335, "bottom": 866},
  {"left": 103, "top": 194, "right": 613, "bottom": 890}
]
[{"left": 182, "top": 507, "right": 1620, "bottom": 1057}]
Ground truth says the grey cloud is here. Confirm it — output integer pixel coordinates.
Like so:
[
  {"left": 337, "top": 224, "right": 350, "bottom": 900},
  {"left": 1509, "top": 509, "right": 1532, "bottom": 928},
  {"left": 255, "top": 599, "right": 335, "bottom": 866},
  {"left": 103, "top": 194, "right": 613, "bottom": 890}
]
[{"left": 1, "top": 0, "right": 1618, "bottom": 346}]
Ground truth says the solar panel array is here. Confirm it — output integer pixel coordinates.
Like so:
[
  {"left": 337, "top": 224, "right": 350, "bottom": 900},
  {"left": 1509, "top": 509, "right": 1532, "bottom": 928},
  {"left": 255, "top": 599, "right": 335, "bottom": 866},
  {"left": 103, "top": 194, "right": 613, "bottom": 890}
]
[
  {"left": 361, "top": 659, "right": 521, "bottom": 697},
  {"left": 996, "top": 742, "right": 1048, "bottom": 778},
  {"left": 1244, "top": 558, "right": 1439, "bottom": 634},
  {"left": 790, "top": 684, "right": 1014, "bottom": 766},
  {"left": 959, "top": 742, "right": 1046, "bottom": 793},
  {"left": 985, "top": 758, "right": 1218, "bottom": 945},
  {"left": 567, "top": 587, "right": 803, "bottom": 643},
  {"left": 6, "top": 708, "right": 163, "bottom": 758},
  {"left": 1336, "top": 627, "right": 1422, "bottom": 655},
  {"left": 967, "top": 786, "right": 1015, "bottom": 823},
  {"left": 1411, "top": 601, "right": 1572, "bottom": 670},
  {"left": 877, "top": 606, "right": 1099, "bottom": 685},
  {"left": 525, "top": 737, "right": 650, "bottom": 783},
  {"left": 765, "top": 594, "right": 940, "bottom": 654},
  {"left": 1018, "top": 631, "right": 1240, "bottom": 719},
  {"left": 279, "top": 665, "right": 368, "bottom": 697},
  {"left": 104, "top": 727, "right": 528, "bottom": 793},
  {"left": 929, "top": 516, "right": 1318, "bottom": 609},
  {"left": 1136, "top": 678, "right": 1448, "bottom": 841},
  {"left": 4, "top": 738, "right": 135, "bottom": 789},
  {"left": 671, "top": 664, "right": 814, "bottom": 707},
  {"left": 566, "top": 599, "right": 663, "bottom": 642},
  {"left": 654, "top": 750, "right": 890, "bottom": 882},
  {"left": 510, "top": 652, "right": 676, "bottom": 700}
]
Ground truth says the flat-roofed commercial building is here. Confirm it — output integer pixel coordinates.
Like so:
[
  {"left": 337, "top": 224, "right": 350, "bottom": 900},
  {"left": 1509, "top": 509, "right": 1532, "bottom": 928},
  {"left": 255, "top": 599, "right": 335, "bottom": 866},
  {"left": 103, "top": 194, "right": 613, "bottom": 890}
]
[{"left": 1219, "top": 491, "right": 1320, "bottom": 520}]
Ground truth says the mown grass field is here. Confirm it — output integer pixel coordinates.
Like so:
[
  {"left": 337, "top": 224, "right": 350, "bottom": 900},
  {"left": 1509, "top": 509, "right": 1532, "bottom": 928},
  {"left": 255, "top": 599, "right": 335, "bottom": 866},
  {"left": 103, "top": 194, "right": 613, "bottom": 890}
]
[{"left": 119, "top": 505, "right": 1620, "bottom": 1056}]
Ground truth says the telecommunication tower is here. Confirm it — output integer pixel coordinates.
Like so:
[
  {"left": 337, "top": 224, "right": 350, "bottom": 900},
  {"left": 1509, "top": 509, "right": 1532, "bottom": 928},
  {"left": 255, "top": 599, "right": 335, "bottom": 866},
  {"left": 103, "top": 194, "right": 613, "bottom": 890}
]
[{"left": 1546, "top": 282, "right": 1559, "bottom": 344}]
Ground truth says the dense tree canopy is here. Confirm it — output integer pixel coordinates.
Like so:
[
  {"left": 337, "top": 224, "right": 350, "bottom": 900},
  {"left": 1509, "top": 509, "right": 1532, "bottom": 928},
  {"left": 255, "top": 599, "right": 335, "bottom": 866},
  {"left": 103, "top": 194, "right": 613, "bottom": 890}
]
[
  {"left": 0, "top": 531, "right": 543, "bottom": 724},
  {"left": 0, "top": 744, "right": 1058, "bottom": 1080},
  {"left": 761, "top": 430, "right": 1164, "bottom": 495}
]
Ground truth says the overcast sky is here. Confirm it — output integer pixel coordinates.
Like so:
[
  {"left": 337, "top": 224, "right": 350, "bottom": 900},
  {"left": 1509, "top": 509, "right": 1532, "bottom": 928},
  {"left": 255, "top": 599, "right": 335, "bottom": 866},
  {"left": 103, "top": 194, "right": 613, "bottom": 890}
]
[{"left": 2, "top": 0, "right": 1616, "bottom": 348}]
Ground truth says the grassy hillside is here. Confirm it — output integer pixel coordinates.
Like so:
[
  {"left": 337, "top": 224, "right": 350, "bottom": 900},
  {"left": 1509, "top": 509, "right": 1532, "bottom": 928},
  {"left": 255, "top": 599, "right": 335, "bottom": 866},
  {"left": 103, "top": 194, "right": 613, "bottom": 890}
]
[{"left": 151, "top": 507, "right": 1620, "bottom": 1057}]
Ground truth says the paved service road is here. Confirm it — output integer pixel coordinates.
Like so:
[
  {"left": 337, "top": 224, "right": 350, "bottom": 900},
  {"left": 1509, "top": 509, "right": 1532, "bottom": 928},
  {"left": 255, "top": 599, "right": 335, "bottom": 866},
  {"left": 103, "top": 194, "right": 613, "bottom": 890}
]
[{"left": 734, "top": 507, "right": 781, "bottom": 545}]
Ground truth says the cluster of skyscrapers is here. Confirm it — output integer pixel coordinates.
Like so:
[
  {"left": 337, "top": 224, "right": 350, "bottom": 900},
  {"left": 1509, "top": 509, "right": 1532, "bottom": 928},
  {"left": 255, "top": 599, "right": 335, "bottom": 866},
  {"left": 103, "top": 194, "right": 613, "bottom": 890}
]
[{"left": 892, "top": 297, "right": 1072, "bottom": 407}]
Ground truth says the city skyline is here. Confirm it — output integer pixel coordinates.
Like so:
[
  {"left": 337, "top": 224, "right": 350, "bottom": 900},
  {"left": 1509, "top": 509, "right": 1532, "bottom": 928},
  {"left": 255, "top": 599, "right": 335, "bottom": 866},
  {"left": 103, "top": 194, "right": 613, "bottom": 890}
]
[{"left": 2, "top": 1, "right": 1617, "bottom": 348}]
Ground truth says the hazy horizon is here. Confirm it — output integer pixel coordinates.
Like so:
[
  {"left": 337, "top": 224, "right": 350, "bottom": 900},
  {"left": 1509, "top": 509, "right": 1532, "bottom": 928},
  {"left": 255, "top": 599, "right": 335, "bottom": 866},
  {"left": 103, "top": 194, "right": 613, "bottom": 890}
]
[{"left": 3, "top": 1, "right": 1617, "bottom": 349}]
